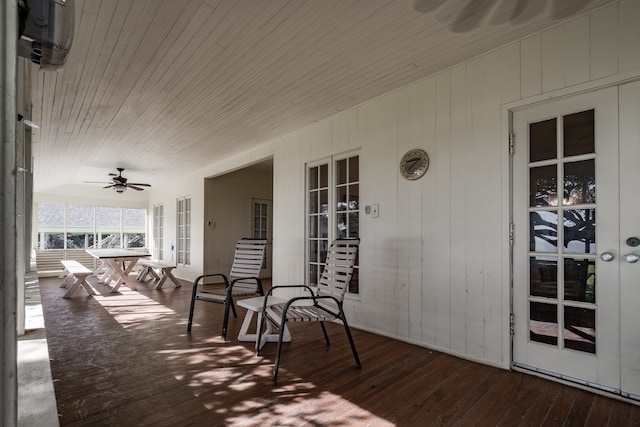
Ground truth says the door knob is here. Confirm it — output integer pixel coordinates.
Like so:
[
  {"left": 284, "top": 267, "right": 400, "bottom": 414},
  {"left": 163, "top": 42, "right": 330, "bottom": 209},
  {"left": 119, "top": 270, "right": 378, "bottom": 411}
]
[
  {"left": 624, "top": 253, "right": 640, "bottom": 263},
  {"left": 600, "top": 251, "right": 615, "bottom": 262}
]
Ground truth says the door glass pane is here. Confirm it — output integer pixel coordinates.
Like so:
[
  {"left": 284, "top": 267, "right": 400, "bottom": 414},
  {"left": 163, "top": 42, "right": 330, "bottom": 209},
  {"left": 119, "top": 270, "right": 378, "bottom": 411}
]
[
  {"left": 309, "top": 191, "right": 318, "bottom": 214},
  {"left": 349, "top": 184, "right": 359, "bottom": 210},
  {"left": 336, "top": 186, "right": 347, "bottom": 212},
  {"left": 337, "top": 213, "right": 347, "bottom": 238},
  {"left": 563, "top": 109, "right": 594, "bottom": 157},
  {"left": 348, "top": 213, "right": 359, "bottom": 238},
  {"left": 319, "top": 164, "right": 328, "bottom": 187},
  {"left": 564, "top": 258, "right": 595, "bottom": 303},
  {"left": 309, "top": 240, "right": 318, "bottom": 263},
  {"left": 530, "top": 211, "right": 559, "bottom": 252},
  {"left": 530, "top": 302, "right": 558, "bottom": 346},
  {"left": 564, "top": 209, "right": 596, "bottom": 254},
  {"left": 530, "top": 257, "right": 557, "bottom": 298},
  {"left": 530, "top": 165, "right": 557, "bottom": 207},
  {"left": 309, "top": 216, "right": 318, "bottom": 238},
  {"left": 564, "top": 307, "right": 596, "bottom": 353},
  {"left": 564, "top": 160, "right": 595, "bottom": 204},
  {"left": 319, "top": 214, "right": 328, "bottom": 238},
  {"left": 336, "top": 159, "right": 347, "bottom": 185},
  {"left": 319, "top": 189, "right": 328, "bottom": 213},
  {"left": 349, "top": 156, "right": 359, "bottom": 182},
  {"left": 530, "top": 118, "right": 557, "bottom": 162},
  {"left": 309, "top": 167, "right": 318, "bottom": 190}
]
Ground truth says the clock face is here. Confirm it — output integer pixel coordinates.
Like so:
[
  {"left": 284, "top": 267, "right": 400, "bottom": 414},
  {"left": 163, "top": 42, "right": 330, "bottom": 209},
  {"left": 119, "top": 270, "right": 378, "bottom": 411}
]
[{"left": 400, "top": 149, "right": 429, "bottom": 180}]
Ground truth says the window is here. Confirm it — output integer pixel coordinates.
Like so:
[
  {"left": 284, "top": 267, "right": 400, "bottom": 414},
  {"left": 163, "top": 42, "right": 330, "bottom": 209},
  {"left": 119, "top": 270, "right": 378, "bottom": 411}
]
[
  {"left": 153, "top": 204, "right": 164, "bottom": 260},
  {"left": 66, "top": 204, "right": 95, "bottom": 249},
  {"left": 123, "top": 208, "right": 146, "bottom": 248},
  {"left": 37, "top": 203, "right": 65, "bottom": 249},
  {"left": 177, "top": 197, "right": 191, "bottom": 266},
  {"left": 36, "top": 204, "right": 147, "bottom": 250},
  {"left": 307, "top": 153, "right": 359, "bottom": 293}
]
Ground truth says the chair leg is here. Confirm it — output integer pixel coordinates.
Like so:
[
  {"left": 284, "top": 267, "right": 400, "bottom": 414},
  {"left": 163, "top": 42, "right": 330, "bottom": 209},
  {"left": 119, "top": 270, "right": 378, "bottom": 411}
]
[
  {"left": 222, "top": 299, "right": 232, "bottom": 341},
  {"left": 272, "top": 314, "right": 288, "bottom": 386},
  {"left": 230, "top": 298, "right": 237, "bottom": 318},
  {"left": 320, "top": 321, "right": 330, "bottom": 345},
  {"left": 339, "top": 308, "right": 361, "bottom": 368},
  {"left": 256, "top": 308, "right": 266, "bottom": 356},
  {"left": 187, "top": 281, "right": 199, "bottom": 332}
]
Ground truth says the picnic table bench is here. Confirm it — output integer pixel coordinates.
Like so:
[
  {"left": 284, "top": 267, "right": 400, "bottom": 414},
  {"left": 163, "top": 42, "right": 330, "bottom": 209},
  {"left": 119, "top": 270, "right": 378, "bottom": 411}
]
[
  {"left": 60, "top": 260, "right": 95, "bottom": 298},
  {"left": 137, "top": 259, "right": 181, "bottom": 289}
]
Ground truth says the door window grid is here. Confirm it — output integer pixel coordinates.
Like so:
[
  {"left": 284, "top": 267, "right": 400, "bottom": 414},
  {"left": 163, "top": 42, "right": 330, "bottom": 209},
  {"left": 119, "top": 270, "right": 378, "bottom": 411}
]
[
  {"left": 307, "top": 154, "right": 359, "bottom": 293},
  {"left": 253, "top": 201, "right": 268, "bottom": 269},
  {"left": 177, "top": 197, "right": 191, "bottom": 266},
  {"left": 528, "top": 109, "right": 596, "bottom": 354},
  {"left": 153, "top": 204, "right": 164, "bottom": 260}
]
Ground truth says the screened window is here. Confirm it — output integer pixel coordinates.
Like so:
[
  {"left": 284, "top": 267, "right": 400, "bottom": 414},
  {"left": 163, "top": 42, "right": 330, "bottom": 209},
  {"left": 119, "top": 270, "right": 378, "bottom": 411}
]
[{"left": 36, "top": 204, "right": 147, "bottom": 249}]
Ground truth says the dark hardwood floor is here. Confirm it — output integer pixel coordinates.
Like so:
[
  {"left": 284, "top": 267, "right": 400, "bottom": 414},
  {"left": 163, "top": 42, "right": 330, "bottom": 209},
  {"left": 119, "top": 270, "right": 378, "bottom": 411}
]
[{"left": 39, "top": 275, "right": 639, "bottom": 426}]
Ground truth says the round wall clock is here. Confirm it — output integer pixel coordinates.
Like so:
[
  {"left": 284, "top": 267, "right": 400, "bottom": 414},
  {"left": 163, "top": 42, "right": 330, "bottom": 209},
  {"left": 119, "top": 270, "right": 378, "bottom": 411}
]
[{"left": 399, "top": 149, "right": 429, "bottom": 180}]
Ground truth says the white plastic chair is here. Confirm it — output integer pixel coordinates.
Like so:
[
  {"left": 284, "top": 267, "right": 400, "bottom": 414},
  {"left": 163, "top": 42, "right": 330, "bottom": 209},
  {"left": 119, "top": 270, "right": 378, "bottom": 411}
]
[
  {"left": 187, "top": 238, "right": 267, "bottom": 340},
  {"left": 257, "top": 238, "right": 360, "bottom": 385}
]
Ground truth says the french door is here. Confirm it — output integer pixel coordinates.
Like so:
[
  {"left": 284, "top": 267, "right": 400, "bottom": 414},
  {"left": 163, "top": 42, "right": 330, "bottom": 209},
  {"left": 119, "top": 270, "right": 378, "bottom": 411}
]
[{"left": 512, "top": 83, "right": 640, "bottom": 399}]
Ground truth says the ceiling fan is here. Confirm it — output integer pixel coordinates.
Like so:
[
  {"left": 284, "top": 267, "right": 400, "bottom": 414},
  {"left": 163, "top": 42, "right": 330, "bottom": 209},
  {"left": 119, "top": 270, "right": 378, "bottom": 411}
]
[{"left": 85, "top": 168, "right": 152, "bottom": 193}]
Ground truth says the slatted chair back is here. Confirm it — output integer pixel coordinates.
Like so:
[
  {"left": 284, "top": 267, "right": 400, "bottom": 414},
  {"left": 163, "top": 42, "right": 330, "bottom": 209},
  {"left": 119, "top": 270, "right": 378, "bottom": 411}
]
[
  {"left": 315, "top": 238, "right": 359, "bottom": 311},
  {"left": 228, "top": 239, "right": 268, "bottom": 295}
]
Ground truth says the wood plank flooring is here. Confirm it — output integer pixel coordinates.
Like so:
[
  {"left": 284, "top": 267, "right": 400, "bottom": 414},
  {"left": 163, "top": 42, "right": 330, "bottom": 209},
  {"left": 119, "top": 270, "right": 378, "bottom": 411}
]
[{"left": 39, "top": 275, "right": 640, "bottom": 426}]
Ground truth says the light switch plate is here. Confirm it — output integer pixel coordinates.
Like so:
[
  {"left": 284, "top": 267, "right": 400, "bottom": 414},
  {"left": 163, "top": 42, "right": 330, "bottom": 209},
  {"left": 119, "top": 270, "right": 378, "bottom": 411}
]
[{"left": 371, "top": 204, "right": 379, "bottom": 218}]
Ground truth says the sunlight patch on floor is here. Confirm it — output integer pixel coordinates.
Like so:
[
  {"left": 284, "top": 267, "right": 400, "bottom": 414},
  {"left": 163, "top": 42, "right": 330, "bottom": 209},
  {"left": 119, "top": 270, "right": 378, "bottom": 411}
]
[{"left": 92, "top": 287, "right": 178, "bottom": 327}]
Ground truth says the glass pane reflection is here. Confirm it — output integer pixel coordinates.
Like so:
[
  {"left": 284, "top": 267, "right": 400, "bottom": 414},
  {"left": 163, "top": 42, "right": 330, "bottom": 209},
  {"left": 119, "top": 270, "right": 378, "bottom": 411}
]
[
  {"left": 530, "top": 302, "right": 558, "bottom": 346},
  {"left": 530, "top": 257, "right": 557, "bottom": 298},
  {"left": 336, "top": 186, "right": 347, "bottom": 212},
  {"left": 564, "top": 258, "right": 596, "bottom": 303},
  {"left": 530, "top": 165, "right": 557, "bottom": 207},
  {"left": 530, "top": 211, "right": 559, "bottom": 252},
  {"left": 564, "top": 160, "right": 595, "bottom": 204},
  {"left": 564, "top": 307, "right": 596, "bottom": 353},
  {"left": 564, "top": 209, "right": 595, "bottom": 254}
]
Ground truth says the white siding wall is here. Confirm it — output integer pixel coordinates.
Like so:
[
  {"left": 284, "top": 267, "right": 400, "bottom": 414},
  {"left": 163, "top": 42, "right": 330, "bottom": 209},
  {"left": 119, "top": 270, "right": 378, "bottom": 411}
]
[{"left": 150, "top": 1, "right": 640, "bottom": 368}]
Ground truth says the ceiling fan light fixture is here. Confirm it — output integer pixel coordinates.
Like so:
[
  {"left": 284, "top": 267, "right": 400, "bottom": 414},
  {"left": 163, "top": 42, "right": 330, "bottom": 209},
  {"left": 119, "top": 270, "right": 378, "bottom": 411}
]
[{"left": 113, "top": 184, "right": 127, "bottom": 194}]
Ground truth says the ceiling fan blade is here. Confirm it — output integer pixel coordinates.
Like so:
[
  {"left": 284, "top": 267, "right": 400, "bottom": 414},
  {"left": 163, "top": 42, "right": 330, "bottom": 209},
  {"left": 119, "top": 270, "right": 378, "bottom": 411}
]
[
  {"left": 127, "top": 182, "right": 151, "bottom": 187},
  {"left": 127, "top": 185, "right": 145, "bottom": 191},
  {"left": 103, "top": 184, "right": 115, "bottom": 189},
  {"left": 84, "top": 181, "right": 112, "bottom": 184}
]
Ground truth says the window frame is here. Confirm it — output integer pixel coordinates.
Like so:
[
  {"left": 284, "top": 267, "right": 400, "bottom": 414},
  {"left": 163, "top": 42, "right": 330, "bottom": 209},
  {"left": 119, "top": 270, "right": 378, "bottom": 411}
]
[
  {"left": 153, "top": 203, "right": 164, "bottom": 260},
  {"left": 306, "top": 151, "right": 360, "bottom": 293},
  {"left": 176, "top": 197, "right": 191, "bottom": 266}
]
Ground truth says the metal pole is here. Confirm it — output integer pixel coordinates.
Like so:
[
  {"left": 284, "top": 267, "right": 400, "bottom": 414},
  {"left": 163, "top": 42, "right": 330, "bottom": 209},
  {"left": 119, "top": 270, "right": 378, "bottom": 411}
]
[{"left": 1, "top": 0, "right": 19, "bottom": 424}]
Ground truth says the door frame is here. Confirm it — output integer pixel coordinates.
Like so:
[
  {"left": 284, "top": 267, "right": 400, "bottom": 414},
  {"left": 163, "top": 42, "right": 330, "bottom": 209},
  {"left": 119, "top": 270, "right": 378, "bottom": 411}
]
[{"left": 505, "top": 74, "right": 640, "bottom": 401}]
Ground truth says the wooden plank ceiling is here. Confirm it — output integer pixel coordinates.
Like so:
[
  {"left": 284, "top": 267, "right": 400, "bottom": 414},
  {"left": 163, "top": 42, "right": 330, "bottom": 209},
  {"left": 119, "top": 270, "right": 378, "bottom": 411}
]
[{"left": 29, "top": 0, "right": 614, "bottom": 196}]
